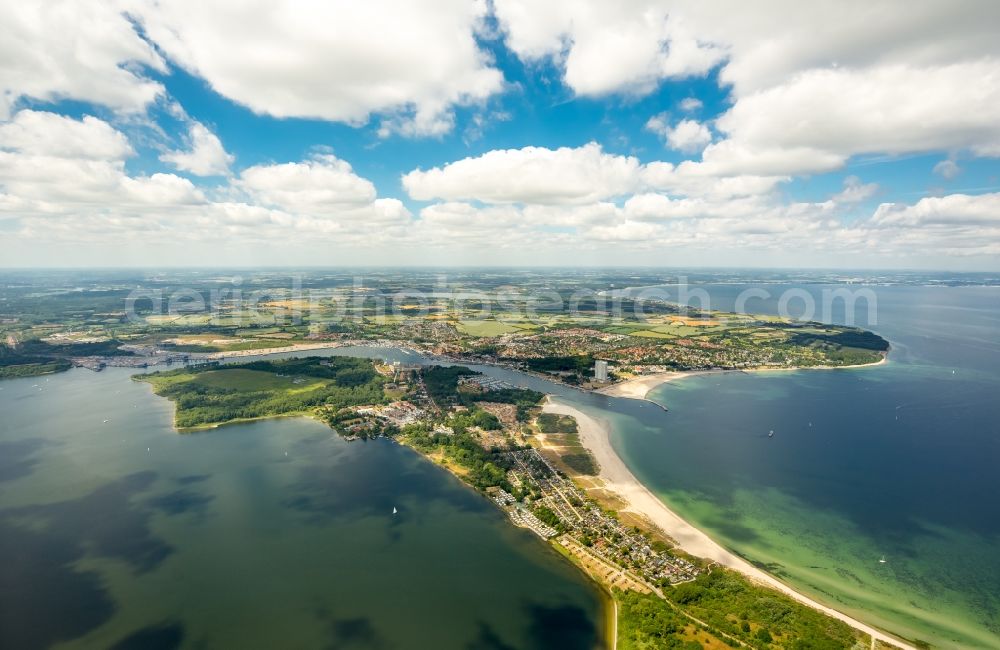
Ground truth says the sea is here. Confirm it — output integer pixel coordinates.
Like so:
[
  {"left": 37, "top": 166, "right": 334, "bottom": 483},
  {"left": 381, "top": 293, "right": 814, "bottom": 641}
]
[
  {"left": 584, "top": 284, "right": 1000, "bottom": 648},
  {"left": 1, "top": 283, "right": 998, "bottom": 648}
]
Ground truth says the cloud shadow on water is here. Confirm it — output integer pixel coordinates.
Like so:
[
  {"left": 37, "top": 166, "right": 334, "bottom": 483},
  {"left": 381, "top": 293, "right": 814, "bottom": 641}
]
[
  {"left": 464, "top": 622, "right": 517, "bottom": 650},
  {"left": 324, "top": 615, "right": 393, "bottom": 650},
  {"left": 0, "top": 518, "right": 115, "bottom": 650},
  {"left": 146, "top": 487, "right": 214, "bottom": 519},
  {"left": 3, "top": 470, "right": 174, "bottom": 572},
  {"left": 0, "top": 471, "right": 177, "bottom": 649},
  {"left": 110, "top": 621, "right": 185, "bottom": 650},
  {"left": 0, "top": 437, "right": 51, "bottom": 483}
]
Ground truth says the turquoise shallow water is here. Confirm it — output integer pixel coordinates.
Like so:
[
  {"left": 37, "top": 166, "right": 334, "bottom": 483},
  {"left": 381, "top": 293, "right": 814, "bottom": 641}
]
[
  {"left": 0, "top": 366, "right": 604, "bottom": 649},
  {"left": 321, "top": 286, "right": 1000, "bottom": 648},
  {"left": 434, "top": 285, "right": 1000, "bottom": 647},
  {"left": 621, "top": 285, "right": 1000, "bottom": 648}
]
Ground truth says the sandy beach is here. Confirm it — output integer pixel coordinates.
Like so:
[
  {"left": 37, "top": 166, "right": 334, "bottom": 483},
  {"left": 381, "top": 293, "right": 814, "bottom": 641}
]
[
  {"left": 542, "top": 396, "right": 912, "bottom": 650},
  {"left": 596, "top": 370, "right": 717, "bottom": 400},
  {"left": 598, "top": 355, "right": 889, "bottom": 401}
]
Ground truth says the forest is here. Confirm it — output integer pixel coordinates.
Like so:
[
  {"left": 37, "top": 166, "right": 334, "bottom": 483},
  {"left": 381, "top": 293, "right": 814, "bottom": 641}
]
[
  {"left": 616, "top": 590, "right": 705, "bottom": 650},
  {"left": 662, "top": 570, "right": 861, "bottom": 649},
  {"left": 0, "top": 339, "right": 131, "bottom": 378},
  {"left": 136, "top": 356, "right": 385, "bottom": 429},
  {"left": 402, "top": 422, "right": 513, "bottom": 491},
  {"left": 421, "top": 364, "right": 544, "bottom": 418},
  {"left": 787, "top": 328, "right": 890, "bottom": 352}
]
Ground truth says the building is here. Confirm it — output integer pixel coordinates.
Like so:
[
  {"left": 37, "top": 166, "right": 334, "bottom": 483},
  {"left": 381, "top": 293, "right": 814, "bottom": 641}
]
[
  {"left": 594, "top": 359, "right": 608, "bottom": 381},
  {"left": 391, "top": 361, "right": 422, "bottom": 381}
]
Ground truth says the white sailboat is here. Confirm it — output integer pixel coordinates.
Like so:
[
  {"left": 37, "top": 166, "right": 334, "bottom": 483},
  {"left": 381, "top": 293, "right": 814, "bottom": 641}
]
[
  {"left": 879, "top": 555, "right": 887, "bottom": 564},
  {"left": 392, "top": 506, "right": 398, "bottom": 515}
]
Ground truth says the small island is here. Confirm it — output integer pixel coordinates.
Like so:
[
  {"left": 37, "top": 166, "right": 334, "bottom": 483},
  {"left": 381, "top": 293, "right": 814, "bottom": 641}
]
[{"left": 137, "top": 356, "right": 896, "bottom": 649}]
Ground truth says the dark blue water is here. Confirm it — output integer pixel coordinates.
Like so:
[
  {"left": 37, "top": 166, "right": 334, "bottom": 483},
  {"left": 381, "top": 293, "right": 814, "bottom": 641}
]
[
  {"left": 438, "top": 284, "right": 1000, "bottom": 647},
  {"left": 621, "top": 285, "right": 1000, "bottom": 648}
]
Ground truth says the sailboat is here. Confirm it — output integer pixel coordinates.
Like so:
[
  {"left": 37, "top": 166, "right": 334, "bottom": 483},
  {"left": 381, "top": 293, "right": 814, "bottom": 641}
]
[
  {"left": 392, "top": 506, "right": 398, "bottom": 515},
  {"left": 879, "top": 555, "right": 887, "bottom": 564}
]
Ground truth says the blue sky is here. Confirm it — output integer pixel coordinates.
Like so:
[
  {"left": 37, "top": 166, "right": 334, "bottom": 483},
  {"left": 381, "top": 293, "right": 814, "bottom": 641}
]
[
  {"left": 1, "top": 1, "right": 998, "bottom": 268},
  {"left": 138, "top": 58, "right": 985, "bottom": 212}
]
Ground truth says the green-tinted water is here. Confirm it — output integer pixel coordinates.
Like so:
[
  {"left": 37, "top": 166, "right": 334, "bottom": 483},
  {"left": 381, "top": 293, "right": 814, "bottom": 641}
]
[
  {"left": 0, "top": 367, "right": 604, "bottom": 649},
  {"left": 613, "top": 286, "right": 1000, "bottom": 648}
]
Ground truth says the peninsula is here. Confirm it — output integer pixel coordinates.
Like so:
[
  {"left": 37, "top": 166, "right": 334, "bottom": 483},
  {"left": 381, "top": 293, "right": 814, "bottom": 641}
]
[
  {"left": 137, "top": 354, "right": 907, "bottom": 649},
  {"left": 9, "top": 271, "right": 899, "bottom": 647}
]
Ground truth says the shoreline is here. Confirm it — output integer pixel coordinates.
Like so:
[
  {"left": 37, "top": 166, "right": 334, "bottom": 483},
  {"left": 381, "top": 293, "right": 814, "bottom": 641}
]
[
  {"left": 541, "top": 395, "right": 913, "bottom": 650},
  {"left": 134, "top": 345, "right": 903, "bottom": 646},
  {"left": 597, "top": 354, "right": 889, "bottom": 401}
]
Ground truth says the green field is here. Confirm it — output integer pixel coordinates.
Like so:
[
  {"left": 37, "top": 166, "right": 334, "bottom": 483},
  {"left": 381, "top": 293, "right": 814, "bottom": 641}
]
[
  {"left": 137, "top": 357, "right": 386, "bottom": 430},
  {"left": 188, "top": 369, "right": 324, "bottom": 392},
  {"left": 455, "top": 319, "right": 537, "bottom": 337},
  {"left": 536, "top": 414, "right": 598, "bottom": 475},
  {"left": 537, "top": 413, "right": 579, "bottom": 434},
  {"left": 629, "top": 329, "right": 678, "bottom": 339}
]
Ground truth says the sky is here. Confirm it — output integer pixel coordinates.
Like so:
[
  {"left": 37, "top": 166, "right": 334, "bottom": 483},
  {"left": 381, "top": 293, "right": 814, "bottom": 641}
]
[{"left": 1, "top": 0, "right": 999, "bottom": 269}]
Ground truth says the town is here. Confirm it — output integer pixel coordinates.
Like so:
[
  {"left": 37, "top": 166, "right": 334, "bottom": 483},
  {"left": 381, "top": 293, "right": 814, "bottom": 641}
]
[
  {"left": 1, "top": 270, "right": 888, "bottom": 382},
  {"left": 492, "top": 447, "right": 700, "bottom": 589},
  {"left": 309, "top": 357, "right": 705, "bottom": 594}
]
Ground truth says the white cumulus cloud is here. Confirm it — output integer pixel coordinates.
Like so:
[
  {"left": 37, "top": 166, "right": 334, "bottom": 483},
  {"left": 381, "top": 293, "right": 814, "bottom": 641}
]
[
  {"left": 495, "top": 1, "right": 1000, "bottom": 177},
  {"left": 133, "top": 0, "right": 504, "bottom": 137},
  {"left": 0, "top": 110, "right": 202, "bottom": 208},
  {"left": 641, "top": 162, "right": 786, "bottom": 199},
  {"left": 0, "top": 0, "right": 165, "bottom": 119},
  {"left": 238, "top": 154, "right": 409, "bottom": 224},
  {"left": 403, "top": 142, "right": 642, "bottom": 204},
  {"left": 646, "top": 116, "right": 712, "bottom": 153},
  {"left": 832, "top": 176, "right": 879, "bottom": 203},
  {"left": 0, "top": 111, "right": 411, "bottom": 253},
  {"left": 0, "top": 110, "right": 133, "bottom": 160},
  {"left": 708, "top": 62, "right": 1000, "bottom": 175},
  {"left": 679, "top": 97, "right": 703, "bottom": 112},
  {"left": 870, "top": 193, "right": 1000, "bottom": 227},
  {"left": 933, "top": 159, "right": 961, "bottom": 180},
  {"left": 493, "top": 0, "right": 725, "bottom": 96},
  {"left": 160, "top": 122, "right": 234, "bottom": 177}
]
